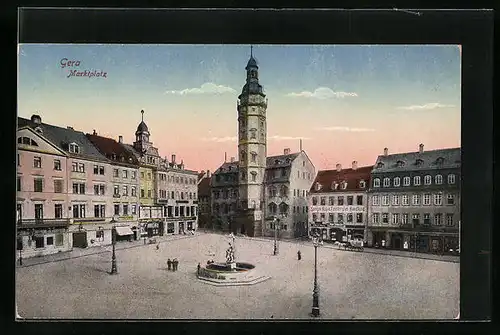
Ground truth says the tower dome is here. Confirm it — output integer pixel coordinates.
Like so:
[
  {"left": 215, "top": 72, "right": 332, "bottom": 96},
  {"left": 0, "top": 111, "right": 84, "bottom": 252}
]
[{"left": 135, "top": 110, "right": 149, "bottom": 134}]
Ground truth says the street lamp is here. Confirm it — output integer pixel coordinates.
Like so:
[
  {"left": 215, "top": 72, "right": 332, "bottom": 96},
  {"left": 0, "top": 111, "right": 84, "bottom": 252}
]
[
  {"left": 110, "top": 225, "right": 118, "bottom": 275},
  {"left": 311, "top": 232, "right": 322, "bottom": 317},
  {"left": 273, "top": 215, "right": 283, "bottom": 256},
  {"left": 19, "top": 249, "right": 22, "bottom": 266}
]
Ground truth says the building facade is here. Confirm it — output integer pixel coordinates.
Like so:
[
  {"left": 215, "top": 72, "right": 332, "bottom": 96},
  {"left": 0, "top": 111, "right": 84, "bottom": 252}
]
[
  {"left": 16, "top": 124, "right": 72, "bottom": 257},
  {"left": 308, "top": 162, "right": 372, "bottom": 242},
  {"left": 86, "top": 132, "right": 140, "bottom": 241},
  {"left": 366, "top": 145, "right": 461, "bottom": 253},
  {"left": 197, "top": 171, "right": 212, "bottom": 229}
]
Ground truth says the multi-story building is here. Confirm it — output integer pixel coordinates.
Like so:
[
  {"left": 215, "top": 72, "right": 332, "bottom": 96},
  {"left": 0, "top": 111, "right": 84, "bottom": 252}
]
[
  {"left": 156, "top": 154, "right": 199, "bottom": 235},
  {"left": 308, "top": 161, "right": 372, "bottom": 242},
  {"left": 211, "top": 52, "right": 315, "bottom": 238},
  {"left": 122, "top": 110, "right": 199, "bottom": 236},
  {"left": 86, "top": 132, "right": 140, "bottom": 241},
  {"left": 366, "top": 145, "right": 461, "bottom": 253},
  {"left": 16, "top": 120, "right": 72, "bottom": 257},
  {"left": 197, "top": 170, "right": 212, "bottom": 229},
  {"left": 18, "top": 115, "right": 116, "bottom": 250}
]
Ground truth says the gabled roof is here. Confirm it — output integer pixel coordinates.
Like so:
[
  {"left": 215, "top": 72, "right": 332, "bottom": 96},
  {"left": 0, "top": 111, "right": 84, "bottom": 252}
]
[
  {"left": 18, "top": 117, "right": 108, "bottom": 162},
  {"left": 17, "top": 126, "right": 68, "bottom": 156},
  {"left": 86, "top": 134, "right": 139, "bottom": 167},
  {"left": 310, "top": 166, "right": 372, "bottom": 194},
  {"left": 266, "top": 152, "right": 300, "bottom": 169},
  {"left": 214, "top": 161, "right": 240, "bottom": 174},
  {"left": 198, "top": 177, "right": 211, "bottom": 197},
  {"left": 372, "top": 148, "right": 461, "bottom": 173}
]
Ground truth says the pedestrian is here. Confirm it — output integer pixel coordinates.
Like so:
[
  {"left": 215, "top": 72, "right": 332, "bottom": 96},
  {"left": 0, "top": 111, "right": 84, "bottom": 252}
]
[
  {"left": 173, "top": 258, "right": 178, "bottom": 271},
  {"left": 381, "top": 239, "right": 386, "bottom": 248},
  {"left": 156, "top": 243, "right": 160, "bottom": 250},
  {"left": 167, "top": 258, "right": 172, "bottom": 271},
  {"left": 197, "top": 263, "right": 201, "bottom": 276},
  {"left": 297, "top": 250, "right": 301, "bottom": 260}
]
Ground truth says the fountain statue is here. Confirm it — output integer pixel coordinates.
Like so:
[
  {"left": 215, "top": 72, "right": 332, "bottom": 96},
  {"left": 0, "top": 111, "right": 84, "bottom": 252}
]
[{"left": 226, "top": 242, "right": 236, "bottom": 270}]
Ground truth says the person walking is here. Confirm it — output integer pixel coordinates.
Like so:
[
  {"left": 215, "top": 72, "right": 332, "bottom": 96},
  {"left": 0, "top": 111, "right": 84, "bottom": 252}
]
[
  {"left": 297, "top": 250, "right": 302, "bottom": 260},
  {"left": 167, "top": 258, "right": 172, "bottom": 271},
  {"left": 173, "top": 258, "right": 178, "bottom": 271},
  {"left": 197, "top": 263, "right": 201, "bottom": 276}
]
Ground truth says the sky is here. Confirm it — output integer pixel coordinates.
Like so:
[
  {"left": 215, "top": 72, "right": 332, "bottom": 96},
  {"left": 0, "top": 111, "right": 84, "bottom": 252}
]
[{"left": 18, "top": 44, "right": 461, "bottom": 172}]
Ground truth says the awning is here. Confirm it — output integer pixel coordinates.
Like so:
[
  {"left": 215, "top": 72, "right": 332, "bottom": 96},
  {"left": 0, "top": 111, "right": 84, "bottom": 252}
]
[{"left": 115, "top": 226, "right": 134, "bottom": 236}]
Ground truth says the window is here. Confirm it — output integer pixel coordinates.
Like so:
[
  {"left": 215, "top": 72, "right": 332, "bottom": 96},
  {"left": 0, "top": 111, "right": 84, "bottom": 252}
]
[
  {"left": 412, "top": 194, "right": 420, "bottom": 206},
  {"left": 448, "top": 174, "right": 456, "bottom": 184},
  {"left": 141, "top": 189, "right": 145, "bottom": 198},
  {"left": 337, "top": 213, "right": 343, "bottom": 223},
  {"left": 424, "top": 175, "right": 432, "bottom": 185},
  {"left": 373, "top": 178, "right": 380, "bottom": 188},
  {"left": 337, "top": 196, "right": 344, "bottom": 206},
  {"left": 372, "top": 213, "right": 380, "bottom": 224},
  {"left": 402, "top": 213, "right": 409, "bottom": 225},
  {"left": 320, "top": 213, "right": 326, "bottom": 221},
  {"left": 17, "top": 177, "right": 21, "bottom": 191},
  {"left": 113, "top": 169, "right": 120, "bottom": 178},
  {"left": 33, "top": 156, "right": 42, "bottom": 168},
  {"left": 434, "top": 194, "right": 443, "bottom": 206},
  {"left": 434, "top": 214, "right": 443, "bottom": 225},
  {"left": 392, "top": 195, "right": 400, "bottom": 206},
  {"left": 382, "top": 213, "right": 389, "bottom": 224},
  {"left": 347, "top": 196, "right": 353, "bottom": 205},
  {"left": 148, "top": 190, "right": 151, "bottom": 198},
  {"left": 403, "top": 177, "right": 410, "bottom": 186},
  {"left": 250, "top": 171, "right": 257, "bottom": 182},
  {"left": 123, "top": 205, "right": 129, "bottom": 215},
  {"left": 54, "top": 204, "right": 63, "bottom": 218},
  {"left": 99, "top": 166, "right": 105, "bottom": 175},
  {"left": 329, "top": 197, "right": 335, "bottom": 205},
  {"left": 94, "top": 205, "right": 105, "bottom": 218},
  {"left": 359, "top": 180, "right": 366, "bottom": 188},
  {"left": 122, "top": 186, "right": 128, "bottom": 196},
  {"left": 34, "top": 178, "right": 43, "bottom": 192},
  {"left": 54, "top": 159, "right": 61, "bottom": 171},
  {"left": 35, "top": 236, "right": 44, "bottom": 248},
  {"left": 392, "top": 213, "right": 400, "bottom": 225},
  {"left": 72, "top": 162, "right": 78, "bottom": 172},
  {"left": 435, "top": 174, "right": 443, "bottom": 185},
  {"left": 356, "top": 213, "right": 363, "bottom": 223},
  {"left": 347, "top": 214, "right": 353, "bottom": 223},
  {"left": 250, "top": 129, "right": 257, "bottom": 139},
  {"left": 94, "top": 165, "right": 99, "bottom": 174},
  {"left": 372, "top": 195, "right": 380, "bottom": 206},
  {"left": 131, "top": 171, "right": 136, "bottom": 179},
  {"left": 423, "top": 194, "right": 431, "bottom": 205},
  {"left": 17, "top": 153, "right": 20, "bottom": 166},
  {"left": 412, "top": 213, "right": 420, "bottom": 225},
  {"left": 123, "top": 170, "right": 128, "bottom": 178},
  {"left": 356, "top": 195, "right": 363, "bottom": 205},
  {"left": 312, "top": 196, "right": 318, "bottom": 206},
  {"left": 402, "top": 195, "right": 409, "bottom": 206},
  {"left": 382, "top": 178, "right": 390, "bottom": 187},
  {"left": 382, "top": 195, "right": 389, "bottom": 206},
  {"left": 423, "top": 213, "right": 431, "bottom": 225},
  {"left": 413, "top": 176, "right": 421, "bottom": 186},
  {"left": 447, "top": 194, "right": 455, "bottom": 205},
  {"left": 250, "top": 152, "right": 257, "bottom": 162},
  {"left": 114, "top": 204, "right": 120, "bottom": 215},
  {"left": 69, "top": 143, "right": 79, "bottom": 153},
  {"left": 55, "top": 234, "right": 64, "bottom": 246},
  {"left": 77, "top": 163, "right": 85, "bottom": 172},
  {"left": 73, "top": 204, "right": 86, "bottom": 218},
  {"left": 312, "top": 214, "right": 317, "bottom": 222},
  {"left": 34, "top": 204, "right": 43, "bottom": 220},
  {"left": 320, "top": 197, "right": 326, "bottom": 205},
  {"left": 446, "top": 214, "right": 454, "bottom": 226},
  {"left": 96, "top": 229, "right": 104, "bottom": 242},
  {"left": 132, "top": 205, "right": 137, "bottom": 215},
  {"left": 341, "top": 181, "right": 347, "bottom": 189},
  {"left": 393, "top": 177, "right": 400, "bottom": 187}
]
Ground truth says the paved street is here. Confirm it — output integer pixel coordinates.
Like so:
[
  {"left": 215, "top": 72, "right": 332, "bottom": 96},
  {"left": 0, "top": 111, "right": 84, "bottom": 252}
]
[{"left": 16, "top": 233, "right": 459, "bottom": 319}]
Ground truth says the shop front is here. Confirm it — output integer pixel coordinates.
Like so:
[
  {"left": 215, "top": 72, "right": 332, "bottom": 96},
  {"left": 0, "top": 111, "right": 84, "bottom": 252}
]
[
  {"left": 346, "top": 227, "right": 365, "bottom": 241},
  {"left": 166, "top": 221, "right": 175, "bottom": 234},
  {"left": 115, "top": 225, "right": 134, "bottom": 242}
]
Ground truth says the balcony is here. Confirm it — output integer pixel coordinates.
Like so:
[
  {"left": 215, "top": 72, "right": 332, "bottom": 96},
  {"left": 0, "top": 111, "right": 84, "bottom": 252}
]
[
  {"left": 73, "top": 217, "right": 107, "bottom": 224},
  {"left": 17, "top": 218, "right": 70, "bottom": 229}
]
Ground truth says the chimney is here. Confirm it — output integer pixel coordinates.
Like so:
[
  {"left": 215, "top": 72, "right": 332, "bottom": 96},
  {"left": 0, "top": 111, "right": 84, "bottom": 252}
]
[
  {"left": 31, "top": 114, "right": 41, "bottom": 124},
  {"left": 224, "top": 152, "right": 227, "bottom": 162},
  {"left": 207, "top": 170, "right": 211, "bottom": 178},
  {"left": 419, "top": 143, "right": 424, "bottom": 153},
  {"left": 284, "top": 148, "right": 291, "bottom": 155},
  {"left": 118, "top": 135, "right": 123, "bottom": 143},
  {"left": 171, "top": 154, "right": 176, "bottom": 164},
  {"left": 92, "top": 129, "right": 97, "bottom": 135},
  {"left": 299, "top": 139, "right": 303, "bottom": 151},
  {"left": 336, "top": 163, "right": 342, "bottom": 172},
  {"left": 383, "top": 147, "right": 388, "bottom": 156},
  {"left": 230, "top": 156, "right": 235, "bottom": 163},
  {"left": 67, "top": 126, "right": 74, "bottom": 130},
  {"left": 352, "top": 161, "right": 358, "bottom": 170}
]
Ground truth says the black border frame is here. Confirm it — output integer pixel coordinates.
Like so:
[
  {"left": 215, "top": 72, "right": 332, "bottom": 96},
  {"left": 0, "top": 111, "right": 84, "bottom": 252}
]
[{"left": 8, "top": 7, "right": 494, "bottom": 334}]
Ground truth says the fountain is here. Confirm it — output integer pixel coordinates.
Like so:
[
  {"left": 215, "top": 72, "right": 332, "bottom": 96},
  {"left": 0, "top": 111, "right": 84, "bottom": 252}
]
[{"left": 197, "top": 236, "right": 270, "bottom": 286}]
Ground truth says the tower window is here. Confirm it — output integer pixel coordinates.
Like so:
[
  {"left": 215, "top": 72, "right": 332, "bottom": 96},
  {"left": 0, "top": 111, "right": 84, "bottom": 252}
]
[
  {"left": 250, "top": 171, "right": 257, "bottom": 182},
  {"left": 250, "top": 128, "right": 257, "bottom": 139},
  {"left": 251, "top": 152, "right": 257, "bottom": 162}
]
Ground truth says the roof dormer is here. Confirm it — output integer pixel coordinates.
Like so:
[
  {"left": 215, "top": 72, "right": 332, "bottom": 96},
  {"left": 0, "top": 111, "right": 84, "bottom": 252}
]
[
  {"left": 314, "top": 182, "right": 322, "bottom": 191},
  {"left": 436, "top": 157, "right": 445, "bottom": 165},
  {"left": 69, "top": 142, "right": 80, "bottom": 154},
  {"left": 415, "top": 158, "right": 424, "bottom": 166},
  {"left": 377, "top": 162, "right": 384, "bottom": 168},
  {"left": 341, "top": 181, "right": 348, "bottom": 189},
  {"left": 396, "top": 160, "right": 405, "bottom": 167}
]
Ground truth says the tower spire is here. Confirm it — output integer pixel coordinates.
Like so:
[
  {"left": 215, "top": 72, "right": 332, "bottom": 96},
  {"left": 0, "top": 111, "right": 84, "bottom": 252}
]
[
  {"left": 250, "top": 45, "right": 253, "bottom": 58},
  {"left": 141, "top": 109, "right": 144, "bottom": 122}
]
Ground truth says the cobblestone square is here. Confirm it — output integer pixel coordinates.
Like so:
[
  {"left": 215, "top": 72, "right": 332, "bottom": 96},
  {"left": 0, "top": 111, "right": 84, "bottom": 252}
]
[{"left": 16, "top": 233, "right": 459, "bottom": 319}]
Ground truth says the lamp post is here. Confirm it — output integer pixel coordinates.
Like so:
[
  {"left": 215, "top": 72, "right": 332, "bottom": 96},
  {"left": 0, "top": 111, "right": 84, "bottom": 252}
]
[
  {"left": 273, "top": 216, "right": 281, "bottom": 256},
  {"left": 110, "top": 225, "right": 117, "bottom": 275},
  {"left": 311, "top": 232, "right": 322, "bottom": 317},
  {"left": 19, "top": 249, "right": 22, "bottom": 266}
]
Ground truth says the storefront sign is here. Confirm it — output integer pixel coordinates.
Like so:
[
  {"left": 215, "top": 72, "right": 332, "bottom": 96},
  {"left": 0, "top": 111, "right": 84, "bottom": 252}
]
[{"left": 311, "top": 206, "right": 365, "bottom": 213}]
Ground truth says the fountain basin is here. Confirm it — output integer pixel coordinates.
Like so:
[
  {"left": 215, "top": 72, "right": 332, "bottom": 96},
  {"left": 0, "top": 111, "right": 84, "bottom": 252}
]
[{"left": 197, "top": 262, "right": 269, "bottom": 286}]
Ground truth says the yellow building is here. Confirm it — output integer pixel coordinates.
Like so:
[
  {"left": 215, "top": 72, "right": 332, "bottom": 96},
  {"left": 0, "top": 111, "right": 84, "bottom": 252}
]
[{"left": 139, "top": 166, "right": 155, "bottom": 206}]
